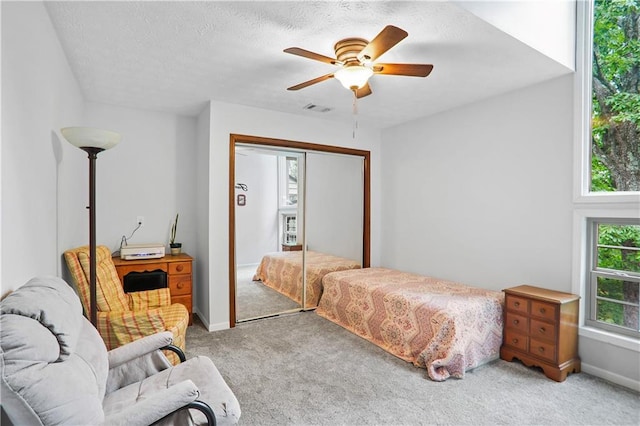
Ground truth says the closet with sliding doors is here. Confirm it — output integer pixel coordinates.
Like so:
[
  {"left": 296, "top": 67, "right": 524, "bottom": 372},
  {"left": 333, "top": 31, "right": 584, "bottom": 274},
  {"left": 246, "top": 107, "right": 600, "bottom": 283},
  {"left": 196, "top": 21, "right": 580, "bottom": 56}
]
[{"left": 230, "top": 134, "right": 370, "bottom": 324}]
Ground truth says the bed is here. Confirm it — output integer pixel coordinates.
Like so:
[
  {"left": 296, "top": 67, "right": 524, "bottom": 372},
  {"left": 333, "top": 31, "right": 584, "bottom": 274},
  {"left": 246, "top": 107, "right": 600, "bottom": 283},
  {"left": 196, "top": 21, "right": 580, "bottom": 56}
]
[
  {"left": 316, "top": 267, "right": 504, "bottom": 381},
  {"left": 253, "top": 250, "right": 361, "bottom": 307}
]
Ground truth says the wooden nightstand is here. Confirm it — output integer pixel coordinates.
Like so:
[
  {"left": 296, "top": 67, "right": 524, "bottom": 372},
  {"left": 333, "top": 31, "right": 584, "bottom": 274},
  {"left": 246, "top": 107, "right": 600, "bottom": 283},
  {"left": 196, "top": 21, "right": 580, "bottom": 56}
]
[
  {"left": 113, "top": 254, "right": 193, "bottom": 325},
  {"left": 500, "top": 285, "right": 580, "bottom": 382},
  {"left": 282, "top": 244, "right": 302, "bottom": 251}
]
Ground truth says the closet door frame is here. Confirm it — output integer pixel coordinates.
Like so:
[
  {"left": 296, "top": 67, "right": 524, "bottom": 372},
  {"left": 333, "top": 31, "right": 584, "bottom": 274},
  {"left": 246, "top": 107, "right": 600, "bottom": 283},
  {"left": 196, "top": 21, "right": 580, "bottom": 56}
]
[{"left": 228, "top": 134, "right": 370, "bottom": 327}]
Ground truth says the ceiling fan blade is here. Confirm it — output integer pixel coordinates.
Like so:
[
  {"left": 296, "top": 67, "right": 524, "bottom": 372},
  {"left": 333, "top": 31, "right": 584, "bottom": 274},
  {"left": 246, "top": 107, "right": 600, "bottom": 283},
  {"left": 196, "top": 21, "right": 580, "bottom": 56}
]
[
  {"left": 357, "top": 25, "right": 408, "bottom": 63},
  {"left": 355, "top": 83, "right": 372, "bottom": 99},
  {"left": 373, "top": 63, "right": 433, "bottom": 77},
  {"left": 284, "top": 47, "right": 339, "bottom": 65},
  {"left": 287, "top": 73, "right": 334, "bottom": 91}
]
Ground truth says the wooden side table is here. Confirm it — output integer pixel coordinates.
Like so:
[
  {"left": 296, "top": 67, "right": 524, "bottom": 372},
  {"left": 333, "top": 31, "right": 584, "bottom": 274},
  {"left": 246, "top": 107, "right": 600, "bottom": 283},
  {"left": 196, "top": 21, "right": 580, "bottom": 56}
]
[
  {"left": 500, "top": 285, "right": 580, "bottom": 382},
  {"left": 282, "top": 244, "right": 302, "bottom": 251},
  {"left": 112, "top": 253, "right": 193, "bottom": 325}
]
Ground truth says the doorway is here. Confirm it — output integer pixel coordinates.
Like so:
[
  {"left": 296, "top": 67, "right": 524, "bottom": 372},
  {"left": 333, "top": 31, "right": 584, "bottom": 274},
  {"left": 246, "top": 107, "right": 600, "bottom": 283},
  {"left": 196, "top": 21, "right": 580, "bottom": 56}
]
[{"left": 229, "top": 134, "right": 370, "bottom": 326}]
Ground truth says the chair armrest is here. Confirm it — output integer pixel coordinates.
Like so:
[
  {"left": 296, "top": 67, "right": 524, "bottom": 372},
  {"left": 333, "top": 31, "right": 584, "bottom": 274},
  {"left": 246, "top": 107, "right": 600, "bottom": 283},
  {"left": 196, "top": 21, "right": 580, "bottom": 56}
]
[
  {"left": 97, "top": 306, "right": 186, "bottom": 367},
  {"left": 184, "top": 401, "right": 216, "bottom": 426},
  {"left": 162, "top": 344, "right": 186, "bottom": 363},
  {"left": 104, "top": 380, "right": 201, "bottom": 426},
  {"left": 97, "top": 309, "right": 166, "bottom": 349},
  {"left": 108, "top": 331, "right": 173, "bottom": 368},
  {"left": 107, "top": 332, "right": 174, "bottom": 392},
  {"left": 129, "top": 287, "right": 172, "bottom": 310}
]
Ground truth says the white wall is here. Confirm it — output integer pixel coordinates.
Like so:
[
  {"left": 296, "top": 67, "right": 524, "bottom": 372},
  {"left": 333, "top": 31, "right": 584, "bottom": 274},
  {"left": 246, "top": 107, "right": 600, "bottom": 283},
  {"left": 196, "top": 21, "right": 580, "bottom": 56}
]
[
  {"left": 381, "top": 75, "right": 574, "bottom": 292},
  {"left": 454, "top": 0, "right": 576, "bottom": 70},
  {"left": 235, "top": 151, "right": 279, "bottom": 265},
  {"left": 381, "top": 74, "right": 639, "bottom": 389},
  {"left": 204, "top": 101, "right": 382, "bottom": 330},
  {"left": 77, "top": 103, "right": 197, "bottom": 260},
  {"left": 0, "top": 2, "right": 199, "bottom": 294},
  {"left": 1, "top": 1, "right": 85, "bottom": 293}
]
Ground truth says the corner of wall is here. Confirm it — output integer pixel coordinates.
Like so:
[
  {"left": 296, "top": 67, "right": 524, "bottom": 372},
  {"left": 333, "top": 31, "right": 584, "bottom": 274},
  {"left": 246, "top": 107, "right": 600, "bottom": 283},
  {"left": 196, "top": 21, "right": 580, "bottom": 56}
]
[{"left": 454, "top": 0, "right": 576, "bottom": 71}]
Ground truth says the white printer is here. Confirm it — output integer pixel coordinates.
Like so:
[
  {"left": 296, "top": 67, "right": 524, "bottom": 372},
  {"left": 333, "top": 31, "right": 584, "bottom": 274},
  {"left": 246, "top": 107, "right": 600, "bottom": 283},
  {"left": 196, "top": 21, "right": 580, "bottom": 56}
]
[{"left": 120, "top": 243, "right": 165, "bottom": 260}]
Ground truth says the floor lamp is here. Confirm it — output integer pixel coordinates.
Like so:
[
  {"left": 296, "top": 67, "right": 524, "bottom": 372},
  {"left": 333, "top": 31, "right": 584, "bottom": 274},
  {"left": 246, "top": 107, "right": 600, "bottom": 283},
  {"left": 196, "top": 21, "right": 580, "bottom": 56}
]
[{"left": 61, "top": 127, "right": 121, "bottom": 326}]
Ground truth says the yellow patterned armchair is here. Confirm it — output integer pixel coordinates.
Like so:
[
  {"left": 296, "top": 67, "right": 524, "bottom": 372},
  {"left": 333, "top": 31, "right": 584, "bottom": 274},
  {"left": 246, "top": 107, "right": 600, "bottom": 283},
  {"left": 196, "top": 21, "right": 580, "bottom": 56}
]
[{"left": 64, "top": 245, "right": 189, "bottom": 364}]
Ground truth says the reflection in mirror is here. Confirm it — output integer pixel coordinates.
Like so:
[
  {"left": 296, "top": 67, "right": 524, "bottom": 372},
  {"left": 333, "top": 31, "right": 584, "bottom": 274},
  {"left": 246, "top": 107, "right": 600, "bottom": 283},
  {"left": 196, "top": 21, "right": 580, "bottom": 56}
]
[
  {"left": 235, "top": 146, "right": 303, "bottom": 321},
  {"left": 303, "top": 152, "right": 364, "bottom": 309},
  {"left": 233, "top": 139, "right": 368, "bottom": 324}
]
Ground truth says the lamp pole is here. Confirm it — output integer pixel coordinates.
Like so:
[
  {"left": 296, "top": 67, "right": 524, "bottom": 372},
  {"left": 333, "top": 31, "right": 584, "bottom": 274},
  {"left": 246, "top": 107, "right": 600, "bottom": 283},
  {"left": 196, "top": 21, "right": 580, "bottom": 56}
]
[
  {"left": 61, "top": 127, "right": 121, "bottom": 328},
  {"left": 83, "top": 147, "right": 103, "bottom": 326}
]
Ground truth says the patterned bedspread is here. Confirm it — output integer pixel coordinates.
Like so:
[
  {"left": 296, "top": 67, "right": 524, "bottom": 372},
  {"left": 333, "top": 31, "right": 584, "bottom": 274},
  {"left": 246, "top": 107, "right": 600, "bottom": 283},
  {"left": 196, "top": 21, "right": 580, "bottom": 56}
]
[
  {"left": 253, "top": 251, "right": 361, "bottom": 308},
  {"left": 316, "top": 268, "right": 504, "bottom": 381}
]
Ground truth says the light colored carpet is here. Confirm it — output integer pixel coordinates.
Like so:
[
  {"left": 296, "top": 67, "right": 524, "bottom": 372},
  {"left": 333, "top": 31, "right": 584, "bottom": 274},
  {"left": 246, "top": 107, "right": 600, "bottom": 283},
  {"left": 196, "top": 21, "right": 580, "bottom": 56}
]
[
  {"left": 186, "top": 311, "right": 639, "bottom": 426},
  {"left": 236, "top": 264, "right": 300, "bottom": 321}
]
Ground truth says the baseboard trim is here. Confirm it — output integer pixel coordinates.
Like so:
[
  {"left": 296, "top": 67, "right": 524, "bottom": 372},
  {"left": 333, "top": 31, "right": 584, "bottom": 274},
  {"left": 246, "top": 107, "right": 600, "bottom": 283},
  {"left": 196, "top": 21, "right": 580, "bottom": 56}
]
[
  {"left": 581, "top": 362, "right": 640, "bottom": 392},
  {"left": 207, "top": 321, "right": 230, "bottom": 332},
  {"left": 192, "top": 309, "right": 230, "bottom": 332}
]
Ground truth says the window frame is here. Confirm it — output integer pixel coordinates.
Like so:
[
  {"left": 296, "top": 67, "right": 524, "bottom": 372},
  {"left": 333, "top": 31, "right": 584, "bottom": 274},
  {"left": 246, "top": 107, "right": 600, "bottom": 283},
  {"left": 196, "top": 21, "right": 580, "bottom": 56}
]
[
  {"left": 277, "top": 154, "right": 303, "bottom": 247},
  {"left": 586, "top": 218, "right": 640, "bottom": 339},
  {"left": 573, "top": 0, "right": 640, "bottom": 205},
  {"left": 572, "top": 0, "right": 640, "bottom": 350}
]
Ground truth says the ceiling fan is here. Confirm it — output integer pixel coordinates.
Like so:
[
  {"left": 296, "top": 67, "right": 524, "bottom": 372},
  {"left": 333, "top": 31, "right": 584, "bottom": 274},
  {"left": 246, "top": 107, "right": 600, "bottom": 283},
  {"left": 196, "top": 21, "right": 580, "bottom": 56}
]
[{"left": 284, "top": 25, "right": 433, "bottom": 98}]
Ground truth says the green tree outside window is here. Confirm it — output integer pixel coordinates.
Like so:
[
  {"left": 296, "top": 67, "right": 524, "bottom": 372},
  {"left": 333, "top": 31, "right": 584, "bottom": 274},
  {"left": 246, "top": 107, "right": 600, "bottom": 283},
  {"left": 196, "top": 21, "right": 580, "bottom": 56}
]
[{"left": 591, "top": 0, "right": 639, "bottom": 192}]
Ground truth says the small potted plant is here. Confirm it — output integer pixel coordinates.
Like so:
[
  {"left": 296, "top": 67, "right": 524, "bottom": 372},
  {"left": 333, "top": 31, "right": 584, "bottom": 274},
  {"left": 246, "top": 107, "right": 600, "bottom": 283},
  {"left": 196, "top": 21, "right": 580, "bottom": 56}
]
[{"left": 169, "top": 213, "right": 181, "bottom": 255}]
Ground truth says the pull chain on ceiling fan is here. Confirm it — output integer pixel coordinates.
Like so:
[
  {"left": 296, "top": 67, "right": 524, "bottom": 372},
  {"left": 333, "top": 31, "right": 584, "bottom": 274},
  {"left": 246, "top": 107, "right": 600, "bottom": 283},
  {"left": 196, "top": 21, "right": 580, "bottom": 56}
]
[{"left": 284, "top": 25, "right": 434, "bottom": 99}]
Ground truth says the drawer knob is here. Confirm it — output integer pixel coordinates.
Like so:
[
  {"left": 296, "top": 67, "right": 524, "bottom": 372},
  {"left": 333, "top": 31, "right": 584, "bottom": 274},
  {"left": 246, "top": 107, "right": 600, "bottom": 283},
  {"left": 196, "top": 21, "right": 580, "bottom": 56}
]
[
  {"left": 514, "top": 301, "right": 520, "bottom": 307},
  {"left": 513, "top": 319, "right": 519, "bottom": 325},
  {"left": 512, "top": 338, "right": 518, "bottom": 344},
  {"left": 539, "top": 308, "right": 546, "bottom": 314},
  {"left": 176, "top": 265, "right": 184, "bottom": 272},
  {"left": 538, "top": 347, "right": 545, "bottom": 353},
  {"left": 178, "top": 283, "right": 184, "bottom": 289},
  {"left": 539, "top": 327, "right": 546, "bottom": 334}
]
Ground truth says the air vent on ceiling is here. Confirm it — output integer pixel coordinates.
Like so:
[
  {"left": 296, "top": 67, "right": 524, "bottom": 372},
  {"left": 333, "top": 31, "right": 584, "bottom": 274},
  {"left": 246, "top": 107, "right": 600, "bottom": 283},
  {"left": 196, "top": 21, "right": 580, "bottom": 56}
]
[{"left": 303, "top": 103, "right": 332, "bottom": 113}]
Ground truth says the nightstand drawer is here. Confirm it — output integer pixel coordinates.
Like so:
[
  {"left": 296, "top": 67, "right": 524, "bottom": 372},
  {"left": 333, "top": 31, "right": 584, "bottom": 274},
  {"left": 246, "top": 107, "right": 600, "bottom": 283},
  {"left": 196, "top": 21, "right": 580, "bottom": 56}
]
[
  {"left": 505, "top": 312, "right": 529, "bottom": 333},
  {"left": 169, "top": 275, "right": 192, "bottom": 296},
  {"left": 531, "top": 300, "right": 557, "bottom": 322},
  {"left": 169, "top": 261, "right": 191, "bottom": 275},
  {"left": 506, "top": 295, "right": 529, "bottom": 314},
  {"left": 530, "top": 318, "right": 556, "bottom": 341},
  {"left": 530, "top": 338, "right": 557, "bottom": 363},
  {"left": 504, "top": 329, "right": 528, "bottom": 352}
]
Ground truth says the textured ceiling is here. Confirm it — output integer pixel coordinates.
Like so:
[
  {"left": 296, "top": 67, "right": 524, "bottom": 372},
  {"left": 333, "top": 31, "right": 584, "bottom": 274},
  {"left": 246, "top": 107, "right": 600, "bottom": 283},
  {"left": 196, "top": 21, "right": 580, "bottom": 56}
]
[{"left": 45, "top": 1, "right": 571, "bottom": 129}]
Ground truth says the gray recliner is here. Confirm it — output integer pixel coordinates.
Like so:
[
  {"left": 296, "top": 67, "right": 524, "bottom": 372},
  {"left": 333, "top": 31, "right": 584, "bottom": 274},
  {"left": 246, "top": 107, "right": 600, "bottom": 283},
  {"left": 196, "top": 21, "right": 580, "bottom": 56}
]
[{"left": 0, "top": 276, "right": 241, "bottom": 426}]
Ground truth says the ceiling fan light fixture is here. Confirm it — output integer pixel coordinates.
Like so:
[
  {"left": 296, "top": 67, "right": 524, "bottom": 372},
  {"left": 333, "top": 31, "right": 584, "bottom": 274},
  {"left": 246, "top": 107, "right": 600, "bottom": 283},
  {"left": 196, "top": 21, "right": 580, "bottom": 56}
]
[{"left": 334, "top": 65, "right": 373, "bottom": 90}]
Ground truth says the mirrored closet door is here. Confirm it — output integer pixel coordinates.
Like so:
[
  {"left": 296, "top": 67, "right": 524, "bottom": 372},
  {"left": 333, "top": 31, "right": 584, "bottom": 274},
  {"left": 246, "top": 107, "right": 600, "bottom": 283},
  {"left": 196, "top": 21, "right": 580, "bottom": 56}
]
[
  {"left": 230, "top": 134, "right": 370, "bottom": 325},
  {"left": 234, "top": 145, "right": 304, "bottom": 321},
  {"left": 303, "top": 152, "right": 364, "bottom": 309}
]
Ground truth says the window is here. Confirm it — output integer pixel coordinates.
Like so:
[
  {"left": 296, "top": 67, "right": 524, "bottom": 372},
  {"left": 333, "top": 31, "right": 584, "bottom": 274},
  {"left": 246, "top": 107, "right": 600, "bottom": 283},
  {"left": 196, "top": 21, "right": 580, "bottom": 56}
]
[
  {"left": 278, "top": 155, "right": 301, "bottom": 247},
  {"left": 574, "top": 1, "right": 640, "bottom": 342},
  {"left": 589, "top": 0, "right": 639, "bottom": 193},
  {"left": 587, "top": 219, "right": 640, "bottom": 338},
  {"left": 286, "top": 157, "right": 298, "bottom": 205},
  {"left": 279, "top": 156, "right": 298, "bottom": 207}
]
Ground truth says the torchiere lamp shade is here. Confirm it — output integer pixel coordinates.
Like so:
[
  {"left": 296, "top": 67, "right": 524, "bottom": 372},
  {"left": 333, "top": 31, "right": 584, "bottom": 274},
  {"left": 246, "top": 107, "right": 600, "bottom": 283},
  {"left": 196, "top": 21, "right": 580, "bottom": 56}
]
[{"left": 61, "top": 127, "right": 121, "bottom": 151}]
